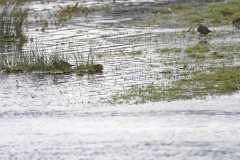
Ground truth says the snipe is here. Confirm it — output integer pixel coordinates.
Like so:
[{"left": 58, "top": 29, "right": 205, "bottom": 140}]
[
  {"left": 197, "top": 24, "right": 211, "bottom": 40},
  {"left": 233, "top": 17, "right": 240, "bottom": 29},
  {"left": 93, "top": 64, "right": 103, "bottom": 73}
]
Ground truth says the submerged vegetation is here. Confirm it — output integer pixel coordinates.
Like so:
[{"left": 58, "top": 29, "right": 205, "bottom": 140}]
[
  {"left": 107, "top": 41, "right": 240, "bottom": 104},
  {"left": 0, "top": 2, "right": 104, "bottom": 74},
  {"left": 110, "top": 66, "right": 240, "bottom": 104},
  {"left": 0, "top": 3, "right": 28, "bottom": 41},
  {"left": 0, "top": 53, "right": 72, "bottom": 73},
  {"left": 0, "top": 0, "right": 30, "bottom": 4},
  {"left": 0, "top": 41, "right": 103, "bottom": 74},
  {"left": 57, "top": 3, "right": 109, "bottom": 24},
  {"left": 157, "top": 47, "right": 181, "bottom": 53},
  {"left": 0, "top": 52, "right": 103, "bottom": 74},
  {"left": 185, "top": 45, "right": 210, "bottom": 53}
]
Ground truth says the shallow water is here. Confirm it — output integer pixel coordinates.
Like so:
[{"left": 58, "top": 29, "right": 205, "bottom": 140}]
[
  {"left": 1, "top": 95, "right": 240, "bottom": 159},
  {"left": 1, "top": 0, "right": 240, "bottom": 159}
]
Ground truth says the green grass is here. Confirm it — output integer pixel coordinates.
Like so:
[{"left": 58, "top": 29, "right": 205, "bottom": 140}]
[
  {"left": 0, "top": 4, "right": 28, "bottom": 41},
  {"left": 147, "top": 0, "right": 240, "bottom": 27},
  {"left": 184, "top": 45, "right": 210, "bottom": 58},
  {"left": 110, "top": 66, "right": 240, "bottom": 104},
  {"left": 0, "top": 0, "right": 30, "bottom": 4},
  {"left": 130, "top": 50, "right": 142, "bottom": 56},
  {"left": 184, "top": 44, "right": 240, "bottom": 59},
  {"left": 185, "top": 45, "right": 210, "bottom": 53},
  {"left": 107, "top": 41, "right": 240, "bottom": 104},
  {"left": 156, "top": 47, "right": 181, "bottom": 53},
  {"left": 0, "top": 52, "right": 102, "bottom": 74},
  {"left": 0, "top": 40, "right": 102, "bottom": 74},
  {"left": 0, "top": 52, "right": 71, "bottom": 73},
  {"left": 57, "top": 3, "right": 109, "bottom": 24}
]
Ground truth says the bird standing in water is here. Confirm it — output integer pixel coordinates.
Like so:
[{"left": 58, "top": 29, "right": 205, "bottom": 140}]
[
  {"left": 233, "top": 17, "right": 240, "bottom": 24},
  {"left": 93, "top": 64, "right": 103, "bottom": 73},
  {"left": 16, "top": 80, "right": 22, "bottom": 88},
  {"left": 197, "top": 23, "right": 211, "bottom": 40},
  {"left": 232, "top": 17, "right": 240, "bottom": 29}
]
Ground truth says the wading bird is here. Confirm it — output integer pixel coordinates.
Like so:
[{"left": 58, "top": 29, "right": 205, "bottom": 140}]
[
  {"left": 94, "top": 64, "right": 103, "bottom": 73},
  {"left": 233, "top": 17, "right": 240, "bottom": 29},
  {"left": 59, "top": 60, "right": 73, "bottom": 68},
  {"left": 220, "top": 10, "right": 233, "bottom": 17},
  {"left": 197, "top": 23, "right": 211, "bottom": 40},
  {"left": 16, "top": 80, "right": 22, "bottom": 88}
]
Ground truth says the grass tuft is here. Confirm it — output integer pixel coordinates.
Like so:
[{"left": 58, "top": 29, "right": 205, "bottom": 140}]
[
  {"left": 185, "top": 45, "right": 210, "bottom": 53},
  {"left": 0, "top": 4, "right": 28, "bottom": 42},
  {"left": 110, "top": 66, "right": 240, "bottom": 104}
]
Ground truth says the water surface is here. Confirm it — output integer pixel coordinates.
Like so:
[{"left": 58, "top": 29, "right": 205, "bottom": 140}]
[{"left": 1, "top": 0, "right": 240, "bottom": 159}]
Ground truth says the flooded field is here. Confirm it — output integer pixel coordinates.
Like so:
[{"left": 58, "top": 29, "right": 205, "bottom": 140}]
[
  {"left": 1, "top": 97, "right": 240, "bottom": 159},
  {"left": 1, "top": 0, "right": 240, "bottom": 159}
]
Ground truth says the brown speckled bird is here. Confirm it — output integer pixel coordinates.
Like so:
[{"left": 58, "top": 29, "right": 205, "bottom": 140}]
[
  {"left": 220, "top": 10, "right": 233, "bottom": 17},
  {"left": 197, "top": 24, "right": 211, "bottom": 40},
  {"left": 93, "top": 64, "right": 103, "bottom": 73},
  {"left": 59, "top": 60, "right": 73, "bottom": 67},
  {"left": 233, "top": 17, "right": 240, "bottom": 29},
  {"left": 233, "top": 17, "right": 240, "bottom": 24}
]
